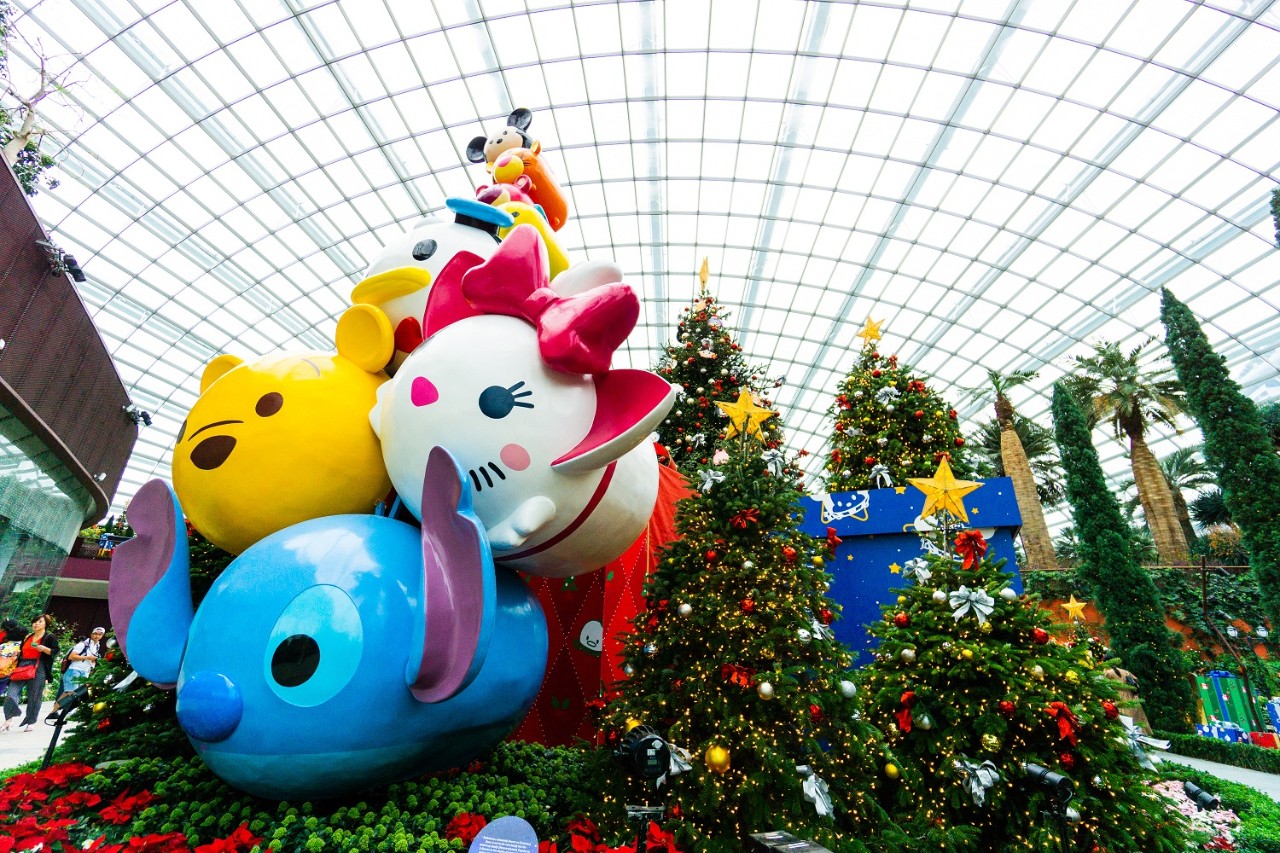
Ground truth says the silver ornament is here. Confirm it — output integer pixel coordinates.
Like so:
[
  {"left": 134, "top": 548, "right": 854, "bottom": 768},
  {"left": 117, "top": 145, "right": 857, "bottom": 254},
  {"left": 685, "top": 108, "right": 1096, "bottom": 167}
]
[
  {"left": 854, "top": 390, "right": 864, "bottom": 399},
  {"left": 932, "top": 589, "right": 947, "bottom": 603},
  {"left": 841, "top": 469, "right": 852, "bottom": 477},
  {"left": 743, "top": 559, "right": 755, "bottom": 570},
  {"left": 839, "top": 680, "right": 857, "bottom": 698},
  {"left": 900, "top": 648, "right": 917, "bottom": 663},
  {"left": 916, "top": 713, "right": 933, "bottom": 731},
  {"left": 877, "top": 437, "right": 888, "bottom": 447},
  {"left": 678, "top": 602, "right": 693, "bottom": 617},
  {"left": 757, "top": 681, "right": 776, "bottom": 700},
  {"left": 923, "top": 434, "right": 933, "bottom": 443},
  {"left": 999, "top": 587, "right": 1018, "bottom": 601},
  {"left": 696, "top": 387, "right": 705, "bottom": 394},
  {"left": 798, "top": 628, "right": 813, "bottom": 643},
  {"left": 942, "top": 641, "right": 952, "bottom": 650},
  {"left": 644, "top": 643, "right": 658, "bottom": 655},
  {"left": 623, "top": 664, "right": 635, "bottom": 675},
  {"left": 886, "top": 404, "right": 896, "bottom": 412},
  {"left": 721, "top": 368, "right": 728, "bottom": 375}
]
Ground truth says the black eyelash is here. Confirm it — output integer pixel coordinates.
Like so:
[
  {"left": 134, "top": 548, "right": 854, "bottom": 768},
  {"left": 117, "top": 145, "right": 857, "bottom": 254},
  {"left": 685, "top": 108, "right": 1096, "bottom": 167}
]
[{"left": 508, "top": 381, "right": 534, "bottom": 409}]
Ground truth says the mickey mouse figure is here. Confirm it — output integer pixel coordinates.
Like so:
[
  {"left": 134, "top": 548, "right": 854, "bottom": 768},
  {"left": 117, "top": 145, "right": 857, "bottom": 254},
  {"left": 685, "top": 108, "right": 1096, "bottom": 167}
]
[{"left": 466, "top": 108, "right": 539, "bottom": 173}]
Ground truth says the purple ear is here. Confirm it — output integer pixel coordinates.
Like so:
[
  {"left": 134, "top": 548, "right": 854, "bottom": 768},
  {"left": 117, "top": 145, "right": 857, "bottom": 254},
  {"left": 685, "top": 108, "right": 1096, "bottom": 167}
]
[
  {"left": 552, "top": 370, "right": 675, "bottom": 473},
  {"left": 108, "top": 479, "right": 192, "bottom": 689},
  {"left": 407, "top": 446, "right": 496, "bottom": 703}
]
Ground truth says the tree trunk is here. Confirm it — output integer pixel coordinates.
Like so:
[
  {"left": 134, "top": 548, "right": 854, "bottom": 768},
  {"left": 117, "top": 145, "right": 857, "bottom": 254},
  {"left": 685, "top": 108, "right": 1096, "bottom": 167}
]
[
  {"left": 1168, "top": 481, "right": 1198, "bottom": 545},
  {"left": 1129, "top": 433, "right": 1189, "bottom": 565},
  {"left": 1001, "top": 424, "right": 1057, "bottom": 571}
]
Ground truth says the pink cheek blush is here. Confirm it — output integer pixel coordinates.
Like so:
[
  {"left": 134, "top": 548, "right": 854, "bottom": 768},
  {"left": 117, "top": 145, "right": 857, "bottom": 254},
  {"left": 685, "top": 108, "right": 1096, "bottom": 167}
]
[
  {"left": 410, "top": 377, "right": 439, "bottom": 407},
  {"left": 500, "top": 444, "right": 531, "bottom": 471}
]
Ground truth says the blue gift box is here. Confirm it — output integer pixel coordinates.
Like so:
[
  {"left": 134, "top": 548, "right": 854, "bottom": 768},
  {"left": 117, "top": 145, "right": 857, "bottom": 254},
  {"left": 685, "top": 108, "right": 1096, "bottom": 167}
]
[
  {"left": 1196, "top": 722, "right": 1247, "bottom": 743},
  {"left": 797, "top": 477, "right": 1023, "bottom": 664}
]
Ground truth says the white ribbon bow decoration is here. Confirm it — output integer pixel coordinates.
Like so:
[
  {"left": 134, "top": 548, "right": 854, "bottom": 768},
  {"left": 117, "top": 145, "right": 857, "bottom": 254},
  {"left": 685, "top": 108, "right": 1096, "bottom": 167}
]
[
  {"left": 688, "top": 432, "right": 706, "bottom": 448},
  {"left": 1125, "top": 721, "right": 1170, "bottom": 771},
  {"left": 954, "top": 757, "right": 1000, "bottom": 807},
  {"left": 875, "top": 386, "right": 901, "bottom": 405},
  {"left": 870, "top": 463, "right": 893, "bottom": 488},
  {"left": 796, "top": 765, "right": 833, "bottom": 818},
  {"left": 657, "top": 744, "right": 693, "bottom": 788},
  {"left": 698, "top": 469, "right": 725, "bottom": 492},
  {"left": 903, "top": 558, "right": 932, "bottom": 584},
  {"left": 811, "top": 617, "right": 834, "bottom": 642},
  {"left": 949, "top": 585, "right": 996, "bottom": 625},
  {"left": 762, "top": 448, "right": 786, "bottom": 477}
]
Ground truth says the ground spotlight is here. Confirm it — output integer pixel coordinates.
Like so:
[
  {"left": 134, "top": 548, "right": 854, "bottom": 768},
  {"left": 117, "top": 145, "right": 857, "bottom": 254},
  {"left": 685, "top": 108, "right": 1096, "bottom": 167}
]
[
  {"left": 1184, "top": 781, "right": 1221, "bottom": 811},
  {"left": 614, "top": 724, "right": 671, "bottom": 780}
]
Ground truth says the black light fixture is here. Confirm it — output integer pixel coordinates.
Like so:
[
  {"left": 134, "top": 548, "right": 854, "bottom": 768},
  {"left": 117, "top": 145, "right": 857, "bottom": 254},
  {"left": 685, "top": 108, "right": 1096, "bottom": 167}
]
[
  {"left": 614, "top": 724, "right": 671, "bottom": 780},
  {"left": 123, "top": 404, "right": 152, "bottom": 427},
  {"left": 1184, "top": 781, "right": 1221, "bottom": 811},
  {"left": 35, "top": 239, "right": 87, "bottom": 282}
]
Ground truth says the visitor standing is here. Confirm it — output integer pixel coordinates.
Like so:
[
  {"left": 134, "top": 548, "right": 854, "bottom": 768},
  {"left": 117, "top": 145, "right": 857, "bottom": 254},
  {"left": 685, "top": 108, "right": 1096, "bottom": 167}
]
[
  {"left": 59, "top": 626, "right": 104, "bottom": 698},
  {"left": 2, "top": 614, "right": 59, "bottom": 732}
]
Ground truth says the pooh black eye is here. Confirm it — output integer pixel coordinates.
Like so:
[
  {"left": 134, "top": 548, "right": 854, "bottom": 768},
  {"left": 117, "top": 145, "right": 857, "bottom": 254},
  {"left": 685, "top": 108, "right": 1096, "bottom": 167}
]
[
  {"left": 478, "top": 381, "right": 534, "bottom": 419},
  {"left": 412, "top": 239, "right": 438, "bottom": 261},
  {"left": 271, "top": 634, "right": 320, "bottom": 687},
  {"left": 256, "top": 392, "right": 284, "bottom": 417}
]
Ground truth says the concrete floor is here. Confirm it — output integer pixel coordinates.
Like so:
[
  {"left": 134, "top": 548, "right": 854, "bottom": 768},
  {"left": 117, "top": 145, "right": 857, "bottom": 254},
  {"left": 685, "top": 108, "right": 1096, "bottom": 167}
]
[{"left": 0, "top": 717, "right": 76, "bottom": 773}]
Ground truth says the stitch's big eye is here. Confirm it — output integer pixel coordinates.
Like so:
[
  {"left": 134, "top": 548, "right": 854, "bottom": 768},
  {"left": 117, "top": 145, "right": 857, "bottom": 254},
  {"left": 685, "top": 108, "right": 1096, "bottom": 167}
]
[
  {"left": 265, "top": 585, "right": 362, "bottom": 707},
  {"left": 479, "top": 381, "right": 534, "bottom": 419},
  {"left": 412, "top": 239, "right": 438, "bottom": 262}
]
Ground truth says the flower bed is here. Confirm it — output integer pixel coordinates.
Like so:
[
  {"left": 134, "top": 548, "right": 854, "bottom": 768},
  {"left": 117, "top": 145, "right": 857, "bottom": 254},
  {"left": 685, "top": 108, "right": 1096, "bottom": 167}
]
[{"left": 1160, "top": 765, "right": 1280, "bottom": 853}]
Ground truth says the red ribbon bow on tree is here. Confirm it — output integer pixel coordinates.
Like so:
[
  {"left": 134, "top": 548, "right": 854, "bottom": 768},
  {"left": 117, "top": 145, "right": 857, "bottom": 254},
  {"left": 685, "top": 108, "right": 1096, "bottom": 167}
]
[
  {"left": 1045, "top": 701, "right": 1081, "bottom": 746},
  {"left": 720, "top": 663, "right": 756, "bottom": 689},
  {"left": 827, "top": 526, "right": 843, "bottom": 552},
  {"left": 731, "top": 508, "right": 760, "bottom": 529},
  {"left": 896, "top": 690, "right": 916, "bottom": 733},
  {"left": 954, "top": 530, "right": 988, "bottom": 569}
]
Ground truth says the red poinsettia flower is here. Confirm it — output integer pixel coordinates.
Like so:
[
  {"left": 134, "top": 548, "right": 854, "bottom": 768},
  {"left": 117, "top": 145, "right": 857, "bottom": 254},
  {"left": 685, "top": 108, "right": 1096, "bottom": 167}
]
[
  {"left": 98, "top": 789, "right": 160, "bottom": 825},
  {"left": 644, "top": 820, "right": 683, "bottom": 853},
  {"left": 567, "top": 815, "right": 602, "bottom": 844},
  {"left": 538, "top": 842, "right": 559, "bottom": 853},
  {"left": 445, "top": 812, "right": 488, "bottom": 845},
  {"left": 194, "top": 822, "right": 264, "bottom": 853},
  {"left": 4, "top": 815, "right": 77, "bottom": 851},
  {"left": 40, "top": 789, "right": 103, "bottom": 818}
]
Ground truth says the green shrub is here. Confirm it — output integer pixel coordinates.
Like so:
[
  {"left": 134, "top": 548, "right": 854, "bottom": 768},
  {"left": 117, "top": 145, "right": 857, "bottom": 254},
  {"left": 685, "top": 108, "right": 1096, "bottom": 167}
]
[{"left": 1155, "top": 730, "right": 1280, "bottom": 774}]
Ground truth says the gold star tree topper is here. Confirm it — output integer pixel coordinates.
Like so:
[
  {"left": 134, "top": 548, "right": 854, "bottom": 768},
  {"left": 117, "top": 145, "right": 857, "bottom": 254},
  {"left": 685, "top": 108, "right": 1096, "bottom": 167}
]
[
  {"left": 855, "top": 316, "right": 883, "bottom": 343},
  {"left": 1061, "top": 595, "right": 1088, "bottom": 621},
  {"left": 908, "top": 457, "right": 982, "bottom": 523},
  {"left": 716, "top": 390, "right": 776, "bottom": 440}
]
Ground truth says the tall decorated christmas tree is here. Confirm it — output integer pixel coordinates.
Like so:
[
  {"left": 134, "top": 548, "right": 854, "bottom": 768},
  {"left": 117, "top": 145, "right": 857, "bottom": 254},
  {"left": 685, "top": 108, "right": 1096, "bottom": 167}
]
[
  {"left": 857, "top": 462, "right": 1188, "bottom": 851},
  {"left": 654, "top": 260, "right": 784, "bottom": 470},
  {"left": 824, "top": 318, "right": 971, "bottom": 493},
  {"left": 591, "top": 392, "right": 907, "bottom": 853}
]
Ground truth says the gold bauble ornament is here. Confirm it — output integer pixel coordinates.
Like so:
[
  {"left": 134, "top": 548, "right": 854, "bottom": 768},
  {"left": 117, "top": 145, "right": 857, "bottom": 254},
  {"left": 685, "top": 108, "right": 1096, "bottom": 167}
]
[
  {"left": 1064, "top": 670, "right": 1080, "bottom": 684},
  {"left": 813, "top": 556, "right": 825, "bottom": 568},
  {"left": 1030, "top": 664, "right": 1045, "bottom": 680},
  {"left": 981, "top": 733, "right": 1001, "bottom": 752},
  {"left": 885, "top": 762, "right": 900, "bottom": 780},
  {"left": 897, "top": 595, "right": 907, "bottom": 605},
  {"left": 961, "top": 649, "right": 974, "bottom": 661},
  {"left": 979, "top": 622, "right": 993, "bottom": 634},
  {"left": 706, "top": 745, "right": 731, "bottom": 774},
  {"left": 92, "top": 701, "right": 107, "bottom": 713},
  {"left": 625, "top": 718, "right": 643, "bottom": 732}
]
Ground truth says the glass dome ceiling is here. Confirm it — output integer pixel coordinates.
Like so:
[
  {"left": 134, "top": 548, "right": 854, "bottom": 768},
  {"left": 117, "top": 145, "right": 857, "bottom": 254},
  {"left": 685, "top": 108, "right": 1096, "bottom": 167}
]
[{"left": 9, "top": 0, "right": 1280, "bottom": 514}]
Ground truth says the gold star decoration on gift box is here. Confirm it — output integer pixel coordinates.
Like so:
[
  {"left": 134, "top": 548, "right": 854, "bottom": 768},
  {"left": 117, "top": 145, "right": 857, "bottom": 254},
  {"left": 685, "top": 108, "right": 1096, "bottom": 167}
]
[
  {"left": 716, "top": 390, "right": 776, "bottom": 440},
  {"left": 855, "top": 316, "right": 883, "bottom": 343},
  {"left": 1061, "top": 595, "right": 1088, "bottom": 621},
  {"left": 908, "top": 457, "right": 983, "bottom": 523}
]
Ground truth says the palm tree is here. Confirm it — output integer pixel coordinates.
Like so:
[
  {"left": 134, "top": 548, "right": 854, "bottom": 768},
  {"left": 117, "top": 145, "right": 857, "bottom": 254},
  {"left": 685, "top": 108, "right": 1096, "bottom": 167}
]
[
  {"left": 1064, "top": 340, "right": 1190, "bottom": 565},
  {"left": 1190, "top": 488, "right": 1232, "bottom": 530},
  {"left": 1119, "top": 446, "right": 1215, "bottom": 546},
  {"left": 969, "top": 416, "right": 1066, "bottom": 509},
  {"left": 965, "top": 369, "right": 1057, "bottom": 570}
]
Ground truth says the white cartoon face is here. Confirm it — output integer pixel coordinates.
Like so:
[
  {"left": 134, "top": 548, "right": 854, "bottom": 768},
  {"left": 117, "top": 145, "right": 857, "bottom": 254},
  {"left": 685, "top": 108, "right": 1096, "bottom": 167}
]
[
  {"left": 373, "top": 314, "right": 599, "bottom": 539},
  {"left": 577, "top": 620, "right": 603, "bottom": 654}
]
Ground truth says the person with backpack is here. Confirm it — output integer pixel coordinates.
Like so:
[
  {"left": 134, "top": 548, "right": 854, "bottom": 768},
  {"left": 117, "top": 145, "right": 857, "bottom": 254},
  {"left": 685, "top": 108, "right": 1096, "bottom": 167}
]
[
  {"left": 2, "top": 613, "right": 59, "bottom": 732},
  {"left": 58, "top": 626, "right": 104, "bottom": 698},
  {"left": 0, "top": 619, "right": 22, "bottom": 700}
]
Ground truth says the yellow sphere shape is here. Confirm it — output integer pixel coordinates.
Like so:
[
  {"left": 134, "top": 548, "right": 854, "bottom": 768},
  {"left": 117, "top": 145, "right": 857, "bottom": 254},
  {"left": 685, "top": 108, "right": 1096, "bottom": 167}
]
[
  {"left": 705, "top": 745, "right": 731, "bottom": 774},
  {"left": 885, "top": 762, "right": 900, "bottom": 780},
  {"left": 172, "top": 351, "right": 390, "bottom": 554}
]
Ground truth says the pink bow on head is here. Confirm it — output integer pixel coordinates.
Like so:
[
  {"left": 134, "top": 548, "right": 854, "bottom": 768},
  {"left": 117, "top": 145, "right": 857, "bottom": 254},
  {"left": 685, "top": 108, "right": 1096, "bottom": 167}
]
[{"left": 460, "top": 225, "right": 639, "bottom": 375}]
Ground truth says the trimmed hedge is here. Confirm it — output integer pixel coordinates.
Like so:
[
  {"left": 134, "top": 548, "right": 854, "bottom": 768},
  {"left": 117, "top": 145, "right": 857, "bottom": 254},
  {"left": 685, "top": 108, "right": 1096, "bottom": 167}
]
[
  {"left": 1157, "top": 730, "right": 1280, "bottom": 775},
  {"left": 1161, "top": 764, "right": 1280, "bottom": 853}
]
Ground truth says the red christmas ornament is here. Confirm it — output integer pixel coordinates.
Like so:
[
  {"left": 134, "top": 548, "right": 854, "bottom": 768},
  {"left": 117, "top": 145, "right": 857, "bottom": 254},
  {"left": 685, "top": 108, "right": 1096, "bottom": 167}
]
[
  {"left": 672, "top": 679, "right": 685, "bottom": 691},
  {"left": 954, "top": 437, "right": 965, "bottom": 447},
  {"left": 998, "top": 700, "right": 1016, "bottom": 719},
  {"left": 809, "top": 703, "right": 823, "bottom": 723},
  {"left": 1059, "top": 752, "right": 1076, "bottom": 770},
  {"left": 818, "top": 608, "right": 834, "bottom": 625},
  {"left": 949, "top": 409, "right": 957, "bottom": 418},
  {"left": 740, "top": 598, "right": 756, "bottom": 614},
  {"left": 865, "top": 456, "right": 877, "bottom": 466},
  {"left": 1032, "top": 627, "right": 1049, "bottom": 644},
  {"left": 670, "top": 804, "right": 682, "bottom": 819},
  {"left": 872, "top": 369, "right": 882, "bottom": 378},
  {"left": 1102, "top": 700, "right": 1119, "bottom": 720},
  {"left": 893, "top": 612, "right": 909, "bottom": 628},
  {"left": 871, "top": 351, "right": 880, "bottom": 359},
  {"left": 914, "top": 410, "right": 924, "bottom": 418},
  {"left": 706, "top": 550, "right": 719, "bottom": 562},
  {"left": 782, "top": 546, "right": 798, "bottom": 562},
  {"left": 835, "top": 422, "right": 846, "bottom": 432}
]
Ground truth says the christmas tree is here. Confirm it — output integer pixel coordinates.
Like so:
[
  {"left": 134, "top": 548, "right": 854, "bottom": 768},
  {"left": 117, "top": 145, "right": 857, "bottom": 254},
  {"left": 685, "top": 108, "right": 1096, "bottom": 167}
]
[
  {"left": 824, "top": 319, "right": 971, "bottom": 493},
  {"left": 858, "top": 463, "right": 1188, "bottom": 851},
  {"left": 591, "top": 392, "right": 907, "bottom": 853},
  {"left": 654, "top": 260, "right": 784, "bottom": 470}
]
